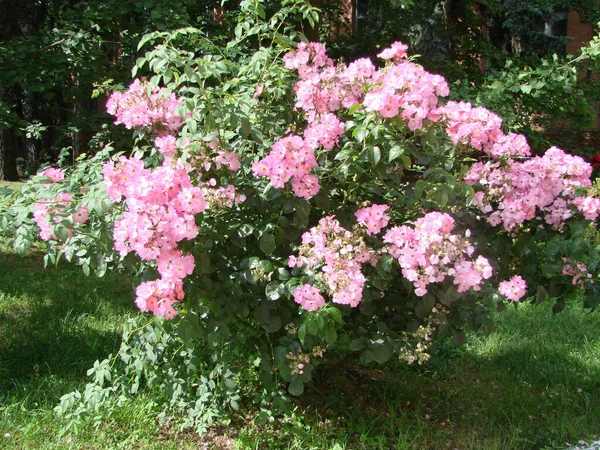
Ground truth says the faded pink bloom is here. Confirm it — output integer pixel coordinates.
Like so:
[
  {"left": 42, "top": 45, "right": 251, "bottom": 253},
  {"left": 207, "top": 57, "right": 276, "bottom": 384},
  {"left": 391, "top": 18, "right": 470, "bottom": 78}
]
[
  {"left": 293, "top": 284, "right": 326, "bottom": 311},
  {"left": 355, "top": 204, "right": 390, "bottom": 235},
  {"left": 71, "top": 207, "right": 89, "bottom": 224},
  {"left": 498, "top": 276, "right": 527, "bottom": 302},
  {"left": 39, "top": 167, "right": 65, "bottom": 183},
  {"left": 377, "top": 41, "right": 409, "bottom": 61}
]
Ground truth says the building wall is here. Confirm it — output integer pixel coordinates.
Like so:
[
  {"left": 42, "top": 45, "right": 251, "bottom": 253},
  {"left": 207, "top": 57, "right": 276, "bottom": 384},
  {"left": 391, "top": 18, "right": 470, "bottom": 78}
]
[{"left": 566, "top": 11, "right": 595, "bottom": 54}]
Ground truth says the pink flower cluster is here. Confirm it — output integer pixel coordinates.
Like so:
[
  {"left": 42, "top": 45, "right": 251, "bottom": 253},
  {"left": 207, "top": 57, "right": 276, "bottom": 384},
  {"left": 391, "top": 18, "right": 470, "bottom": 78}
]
[
  {"left": 256, "top": 41, "right": 452, "bottom": 198},
  {"left": 135, "top": 278, "right": 185, "bottom": 320},
  {"left": 377, "top": 42, "right": 408, "bottom": 62},
  {"left": 289, "top": 215, "right": 379, "bottom": 310},
  {"left": 185, "top": 139, "right": 241, "bottom": 175},
  {"left": 33, "top": 192, "right": 73, "bottom": 241},
  {"left": 434, "top": 101, "right": 533, "bottom": 159},
  {"left": 214, "top": 149, "right": 241, "bottom": 171},
  {"left": 562, "top": 259, "right": 594, "bottom": 289},
  {"left": 251, "top": 135, "right": 320, "bottom": 198},
  {"left": 498, "top": 276, "right": 527, "bottom": 302},
  {"left": 103, "top": 156, "right": 205, "bottom": 318},
  {"left": 465, "top": 147, "right": 598, "bottom": 230},
  {"left": 39, "top": 167, "right": 65, "bottom": 183},
  {"left": 105, "top": 80, "right": 248, "bottom": 318},
  {"left": 103, "top": 157, "right": 206, "bottom": 259},
  {"left": 283, "top": 42, "right": 333, "bottom": 78},
  {"left": 292, "top": 284, "right": 326, "bottom": 312},
  {"left": 33, "top": 192, "right": 89, "bottom": 242},
  {"left": 362, "top": 59, "right": 449, "bottom": 129},
  {"left": 572, "top": 196, "right": 600, "bottom": 221},
  {"left": 286, "top": 41, "right": 448, "bottom": 129},
  {"left": 106, "top": 79, "right": 183, "bottom": 132},
  {"left": 435, "top": 101, "right": 504, "bottom": 154},
  {"left": 303, "top": 113, "right": 345, "bottom": 150},
  {"left": 383, "top": 212, "right": 492, "bottom": 296},
  {"left": 354, "top": 204, "right": 390, "bottom": 235},
  {"left": 200, "top": 182, "right": 245, "bottom": 208},
  {"left": 155, "top": 135, "right": 178, "bottom": 158}
]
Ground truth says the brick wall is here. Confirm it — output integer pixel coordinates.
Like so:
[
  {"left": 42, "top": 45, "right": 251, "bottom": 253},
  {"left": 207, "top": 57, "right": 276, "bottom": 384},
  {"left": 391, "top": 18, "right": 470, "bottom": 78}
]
[{"left": 566, "top": 11, "right": 595, "bottom": 55}]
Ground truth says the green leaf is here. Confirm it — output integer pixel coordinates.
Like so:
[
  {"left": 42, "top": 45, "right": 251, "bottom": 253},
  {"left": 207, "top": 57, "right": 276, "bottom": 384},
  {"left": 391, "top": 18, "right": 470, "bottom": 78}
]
[
  {"left": 552, "top": 298, "right": 566, "bottom": 314},
  {"left": 277, "top": 268, "right": 290, "bottom": 280},
  {"left": 371, "top": 343, "right": 391, "bottom": 364},
  {"left": 349, "top": 337, "right": 366, "bottom": 351},
  {"left": 584, "top": 289, "right": 600, "bottom": 310},
  {"left": 288, "top": 379, "right": 304, "bottom": 396},
  {"left": 177, "top": 313, "right": 201, "bottom": 347},
  {"left": 413, "top": 180, "right": 425, "bottom": 200},
  {"left": 405, "top": 319, "right": 420, "bottom": 333},
  {"left": 415, "top": 294, "right": 435, "bottom": 319},
  {"left": 536, "top": 285, "right": 548, "bottom": 304},
  {"left": 377, "top": 254, "right": 394, "bottom": 274},
  {"left": 293, "top": 199, "right": 311, "bottom": 227},
  {"left": 368, "top": 146, "right": 381, "bottom": 166},
  {"left": 54, "top": 223, "right": 69, "bottom": 242},
  {"left": 388, "top": 145, "right": 403, "bottom": 163},
  {"left": 314, "top": 191, "right": 330, "bottom": 210},
  {"left": 240, "top": 117, "right": 251, "bottom": 137},
  {"left": 520, "top": 83, "right": 532, "bottom": 94},
  {"left": 306, "top": 319, "right": 319, "bottom": 336},
  {"left": 453, "top": 329, "right": 467, "bottom": 346},
  {"left": 197, "top": 253, "right": 211, "bottom": 274},
  {"left": 399, "top": 154, "right": 411, "bottom": 169},
  {"left": 137, "top": 34, "right": 155, "bottom": 51},
  {"left": 265, "top": 281, "right": 284, "bottom": 300},
  {"left": 334, "top": 148, "right": 353, "bottom": 161},
  {"left": 297, "top": 324, "right": 307, "bottom": 344},
  {"left": 328, "top": 307, "right": 343, "bottom": 324},
  {"left": 259, "top": 233, "right": 276, "bottom": 255},
  {"left": 324, "top": 326, "right": 337, "bottom": 345},
  {"left": 483, "top": 317, "right": 495, "bottom": 335}
]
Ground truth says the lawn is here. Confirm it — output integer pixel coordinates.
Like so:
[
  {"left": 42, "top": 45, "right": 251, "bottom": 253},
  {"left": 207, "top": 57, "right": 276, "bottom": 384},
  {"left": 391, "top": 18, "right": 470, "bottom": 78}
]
[
  {"left": 0, "top": 250, "right": 599, "bottom": 449},
  {"left": 0, "top": 181, "right": 24, "bottom": 192}
]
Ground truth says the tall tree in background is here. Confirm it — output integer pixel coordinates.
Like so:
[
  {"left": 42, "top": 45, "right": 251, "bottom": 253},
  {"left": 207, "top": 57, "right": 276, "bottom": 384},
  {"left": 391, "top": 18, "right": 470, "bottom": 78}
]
[
  {"left": 0, "top": 0, "right": 47, "bottom": 180},
  {"left": 0, "top": 0, "right": 219, "bottom": 180}
]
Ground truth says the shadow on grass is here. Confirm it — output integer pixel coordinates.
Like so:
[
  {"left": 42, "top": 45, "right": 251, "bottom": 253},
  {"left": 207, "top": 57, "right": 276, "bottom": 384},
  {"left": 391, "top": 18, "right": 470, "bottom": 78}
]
[
  {"left": 279, "top": 303, "right": 600, "bottom": 450},
  {"left": 0, "top": 251, "right": 136, "bottom": 404}
]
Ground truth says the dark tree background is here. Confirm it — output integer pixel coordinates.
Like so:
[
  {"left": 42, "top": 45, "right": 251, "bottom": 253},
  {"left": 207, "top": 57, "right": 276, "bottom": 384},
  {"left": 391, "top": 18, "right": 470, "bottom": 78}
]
[
  {"left": 1, "top": 0, "right": 598, "bottom": 180},
  {"left": 0, "top": 0, "right": 220, "bottom": 180}
]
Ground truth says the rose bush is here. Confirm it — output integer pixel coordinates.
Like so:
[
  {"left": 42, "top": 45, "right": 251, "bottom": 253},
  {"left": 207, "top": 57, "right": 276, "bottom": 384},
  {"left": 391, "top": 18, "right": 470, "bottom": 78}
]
[{"left": 2, "top": 0, "right": 599, "bottom": 431}]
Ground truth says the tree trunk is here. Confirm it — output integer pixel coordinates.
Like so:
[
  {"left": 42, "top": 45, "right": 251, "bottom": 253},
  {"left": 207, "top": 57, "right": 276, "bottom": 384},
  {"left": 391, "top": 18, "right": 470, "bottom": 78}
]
[
  {"left": 0, "top": 127, "right": 20, "bottom": 181},
  {"left": 19, "top": 88, "right": 40, "bottom": 174}
]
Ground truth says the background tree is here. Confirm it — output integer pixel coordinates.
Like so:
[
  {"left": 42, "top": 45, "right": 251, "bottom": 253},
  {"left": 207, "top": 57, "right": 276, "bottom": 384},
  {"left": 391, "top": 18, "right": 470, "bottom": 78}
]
[{"left": 0, "top": 0, "right": 222, "bottom": 180}]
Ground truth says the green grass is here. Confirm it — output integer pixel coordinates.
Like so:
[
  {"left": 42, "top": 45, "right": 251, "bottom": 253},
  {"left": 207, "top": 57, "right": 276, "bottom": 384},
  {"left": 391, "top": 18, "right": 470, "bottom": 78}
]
[
  {"left": 1, "top": 250, "right": 599, "bottom": 449},
  {"left": 0, "top": 251, "right": 196, "bottom": 449},
  {"left": 0, "top": 181, "right": 24, "bottom": 192}
]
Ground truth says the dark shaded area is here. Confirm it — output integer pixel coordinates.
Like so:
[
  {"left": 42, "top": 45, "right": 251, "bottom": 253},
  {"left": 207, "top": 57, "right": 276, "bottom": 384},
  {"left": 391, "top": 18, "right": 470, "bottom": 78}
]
[
  {"left": 0, "top": 251, "right": 135, "bottom": 402},
  {"left": 288, "top": 305, "right": 600, "bottom": 450},
  {"left": 0, "top": 0, "right": 220, "bottom": 180}
]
